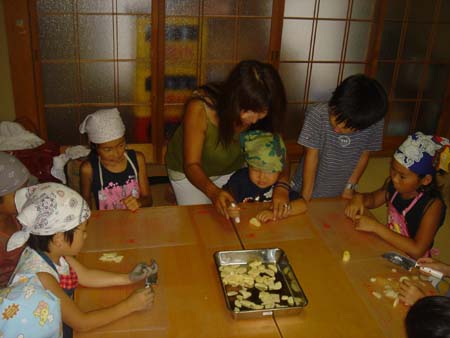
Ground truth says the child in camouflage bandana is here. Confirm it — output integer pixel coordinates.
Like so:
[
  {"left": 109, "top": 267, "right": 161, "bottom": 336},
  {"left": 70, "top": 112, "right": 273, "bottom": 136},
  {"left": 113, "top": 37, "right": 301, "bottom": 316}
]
[{"left": 223, "top": 130, "right": 307, "bottom": 223}]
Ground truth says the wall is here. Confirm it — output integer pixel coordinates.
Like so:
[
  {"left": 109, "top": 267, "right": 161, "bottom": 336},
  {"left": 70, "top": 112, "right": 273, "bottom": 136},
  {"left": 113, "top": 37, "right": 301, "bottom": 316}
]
[{"left": 0, "top": 1, "right": 15, "bottom": 121}]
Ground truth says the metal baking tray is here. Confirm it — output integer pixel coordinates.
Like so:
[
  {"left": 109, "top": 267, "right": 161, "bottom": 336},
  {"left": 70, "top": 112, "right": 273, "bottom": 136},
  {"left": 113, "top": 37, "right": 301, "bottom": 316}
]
[{"left": 214, "top": 248, "right": 308, "bottom": 319}]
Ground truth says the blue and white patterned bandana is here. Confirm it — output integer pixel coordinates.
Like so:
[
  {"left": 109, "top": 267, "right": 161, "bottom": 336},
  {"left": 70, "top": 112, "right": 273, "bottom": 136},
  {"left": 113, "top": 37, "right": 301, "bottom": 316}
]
[
  {"left": 394, "top": 132, "right": 450, "bottom": 176},
  {"left": 241, "top": 130, "right": 286, "bottom": 172},
  {"left": 7, "top": 183, "right": 91, "bottom": 252}
]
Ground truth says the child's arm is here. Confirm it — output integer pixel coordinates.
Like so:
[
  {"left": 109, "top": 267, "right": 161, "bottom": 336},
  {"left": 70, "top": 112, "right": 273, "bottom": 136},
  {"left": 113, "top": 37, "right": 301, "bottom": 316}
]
[
  {"left": 66, "top": 256, "right": 145, "bottom": 287},
  {"left": 122, "top": 152, "right": 153, "bottom": 211},
  {"left": 37, "top": 272, "right": 153, "bottom": 332},
  {"left": 272, "top": 154, "right": 291, "bottom": 219},
  {"left": 342, "top": 151, "right": 370, "bottom": 199},
  {"left": 80, "top": 161, "right": 94, "bottom": 209},
  {"left": 417, "top": 258, "right": 450, "bottom": 277},
  {"left": 256, "top": 198, "right": 308, "bottom": 223},
  {"left": 355, "top": 198, "right": 444, "bottom": 259},
  {"left": 301, "top": 146, "right": 319, "bottom": 202},
  {"left": 344, "top": 183, "right": 387, "bottom": 221}
]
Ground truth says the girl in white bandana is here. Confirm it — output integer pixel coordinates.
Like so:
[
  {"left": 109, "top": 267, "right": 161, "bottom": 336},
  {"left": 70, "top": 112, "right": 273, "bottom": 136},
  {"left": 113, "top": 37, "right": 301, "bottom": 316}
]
[
  {"left": 345, "top": 132, "right": 449, "bottom": 260},
  {"left": 7, "top": 183, "right": 155, "bottom": 338},
  {"left": 79, "top": 108, "right": 152, "bottom": 211}
]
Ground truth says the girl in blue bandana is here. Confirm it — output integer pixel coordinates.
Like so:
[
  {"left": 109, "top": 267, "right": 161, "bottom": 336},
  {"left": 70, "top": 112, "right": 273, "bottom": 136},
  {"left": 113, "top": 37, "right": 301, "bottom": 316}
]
[{"left": 345, "top": 132, "right": 449, "bottom": 259}]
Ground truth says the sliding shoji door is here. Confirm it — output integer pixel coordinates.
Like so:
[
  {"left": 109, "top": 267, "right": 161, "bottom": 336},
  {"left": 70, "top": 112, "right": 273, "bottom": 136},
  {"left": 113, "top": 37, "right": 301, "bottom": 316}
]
[
  {"left": 279, "top": 0, "right": 378, "bottom": 142},
  {"left": 162, "top": 0, "right": 275, "bottom": 143},
  {"left": 37, "top": 0, "right": 153, "bottom": 145},
  {"left": 374, "top": 0, "right": 450, "bottom": 145}
]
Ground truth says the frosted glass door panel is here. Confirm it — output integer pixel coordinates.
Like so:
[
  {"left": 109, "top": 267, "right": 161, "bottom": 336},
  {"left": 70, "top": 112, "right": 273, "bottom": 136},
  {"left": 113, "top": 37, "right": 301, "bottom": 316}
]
[
  {"left": 77, "top": 0, "right": 113, "bottom": 13},
  {"left": 284, "top": 104, "right": 305, "bottom": 140},
  {"left": 284, "top": 0, "right": 315, "bottom": 17},
  {"left": 239, "top": 0, "right": 272, "bottom": 16},
  {"left": 417, "top": 102, "right": 441, "bottom": 134},
  {"left": 117, "top": 0, "right": 152, "bottom": 13},
  {"left": 166, "top": 0, "right": 198, "bottom": 16},
  {"left": 38, "top": 0, "right": 73, "bottom": 13},
  {"left": 386, "top": 102, "right": 414, "bottom": 136},
  {"left": 238, "top": 19, "right": 271, "bottom": 61},
  {"left": 423, "top": 65, "right": 450, "bottom": 99},
  {"left": 204, "top": 0, "right": 237, "bottom": 15},
  {"left": 205, "top": 19, "right": 235, "bottom": 60},
  {"left": 343, "top": 64, "right": 365, "bottom": 79},
  {"left": 118, "top": 61, "right": 136, "bottom": 103},
  {"left": 308, "top": 63, "right": 340, "bottom": 101},
  {"left": 346, "top": 22, "right": 371, "bottom": 61},
  {"left": 318, "top": 0, "right": 349, "bottom": 18},
  {"left": 118, "top": 16, "right": 139, "bottom": 59},
  {"left": 402, "top": 23, "right": 431, "bottom": 60},
  {"left": 395, "top": 63, "right": 424, "bottom": 99},
  {"left": 351, "top": 0, "right": 376, "bottom": 19},
  {"left": 279, "top": 63, "right": 307, "bottom": 102},
  {"left": 41, "top": 63, "right": 77, "bottom": 104},
  {"left": 39, "top": 15, "right": 76, "bottom": 59},
  {"left": 79, "top": 15, "right": 113, "bottom": 59},
  {"left": 432, "top": 24, "right": 450, "bottom": 62},
  {"left": 80, "top": 62, "right": 114, "bottom": 103},
  {"left": 280, "top": 20, "right": 312, "bottom": 60},
  {"left": 314, "top": 21, "right": 345, "bottom": 61},
  {"left": 378, "top": 23, "right": 402, "bottom": 60}
]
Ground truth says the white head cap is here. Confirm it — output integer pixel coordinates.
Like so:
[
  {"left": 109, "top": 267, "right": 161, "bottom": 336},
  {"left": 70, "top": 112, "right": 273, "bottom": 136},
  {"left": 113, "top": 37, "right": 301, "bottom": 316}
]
[{"left": 79, "top": 108, "right": 125, "bottom": 144}]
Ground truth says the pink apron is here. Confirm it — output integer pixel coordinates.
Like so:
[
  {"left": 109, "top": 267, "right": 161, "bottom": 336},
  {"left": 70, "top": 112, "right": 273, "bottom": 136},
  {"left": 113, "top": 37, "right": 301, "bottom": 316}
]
[
  {"left": 97, "top": 153, "right": 140, "bottom": 210},
  {"left": 387, "top": 191, "right": 431, "bottom": 257}
]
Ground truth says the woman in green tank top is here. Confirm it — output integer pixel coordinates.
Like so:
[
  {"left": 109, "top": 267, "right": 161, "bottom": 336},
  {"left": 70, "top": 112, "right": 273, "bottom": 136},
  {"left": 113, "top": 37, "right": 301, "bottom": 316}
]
[{"left": 166, "top": 60, "right": 290, "bottom": 219}]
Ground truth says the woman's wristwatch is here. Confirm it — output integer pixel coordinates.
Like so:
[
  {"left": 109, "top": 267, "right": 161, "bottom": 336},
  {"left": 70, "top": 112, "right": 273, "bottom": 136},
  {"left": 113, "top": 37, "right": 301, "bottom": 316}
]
[{"left": 345, "top": 182, "right": 359, "bottom": 191}]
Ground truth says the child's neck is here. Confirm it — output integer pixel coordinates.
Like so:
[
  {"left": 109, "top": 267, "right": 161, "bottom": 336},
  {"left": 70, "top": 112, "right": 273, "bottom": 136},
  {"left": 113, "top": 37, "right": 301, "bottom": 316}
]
[
  {"left": 99, "top": 156, "right": 128, "bottom": 173},
  {"left": 399, "top": 190, "right": 420, "bottom": 200},
  {"left": 46, "top": 249, "right": 64, "bottom": 265}
]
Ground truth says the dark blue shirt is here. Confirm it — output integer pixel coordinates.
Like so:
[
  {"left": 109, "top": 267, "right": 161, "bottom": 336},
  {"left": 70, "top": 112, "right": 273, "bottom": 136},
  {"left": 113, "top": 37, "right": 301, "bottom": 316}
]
[{"left": 223, "top": 167, "right": 300, "bottom": 203}]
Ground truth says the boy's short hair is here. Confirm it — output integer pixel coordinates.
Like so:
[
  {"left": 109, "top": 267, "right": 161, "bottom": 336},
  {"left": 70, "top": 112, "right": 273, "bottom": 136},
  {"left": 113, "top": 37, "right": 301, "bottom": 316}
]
[
  {"left": 329, "top": 74, "right": 388, "bottom": 130},
  {"left": 405, "top": 296, "right": 450, "bottom": 338},
  {"left": 241, "top": 130, "right": 286, "bottom": 172}
]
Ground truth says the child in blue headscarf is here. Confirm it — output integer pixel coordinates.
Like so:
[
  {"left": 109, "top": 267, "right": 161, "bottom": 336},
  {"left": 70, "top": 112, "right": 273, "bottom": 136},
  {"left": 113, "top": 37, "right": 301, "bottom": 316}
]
[{"left": 345, "top": 132, "right": 449, "bottom": 259}]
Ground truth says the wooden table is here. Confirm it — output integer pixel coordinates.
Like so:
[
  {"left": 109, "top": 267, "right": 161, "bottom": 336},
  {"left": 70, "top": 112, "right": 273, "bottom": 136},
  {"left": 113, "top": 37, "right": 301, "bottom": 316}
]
[{"left": 75, "top": 199, "right": 436, "bottom": 338}]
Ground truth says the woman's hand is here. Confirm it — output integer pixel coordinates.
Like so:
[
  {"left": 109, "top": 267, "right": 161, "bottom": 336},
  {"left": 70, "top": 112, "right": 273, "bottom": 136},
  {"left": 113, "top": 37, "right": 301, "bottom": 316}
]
[
  {"left": 344, "top": 194, "right": 365, "bottom": 221},
  {"left": 211, "top": 188, "right": 235, "bottom": 219},
  {"left": 272, "top": 186, "right": 290, "bottom": 220},
  {"left": 398, "top": 279, "right": 425, "bottom": 306},
  {"left": 126, "top": 287, "right": 154, "bottom": 312}
]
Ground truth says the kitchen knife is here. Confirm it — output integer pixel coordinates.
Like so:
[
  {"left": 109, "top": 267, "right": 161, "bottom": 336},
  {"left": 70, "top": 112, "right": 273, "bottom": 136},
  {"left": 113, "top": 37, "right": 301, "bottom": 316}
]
[{"left": 382, "top": 252, "right": 443, "bottom": 280}]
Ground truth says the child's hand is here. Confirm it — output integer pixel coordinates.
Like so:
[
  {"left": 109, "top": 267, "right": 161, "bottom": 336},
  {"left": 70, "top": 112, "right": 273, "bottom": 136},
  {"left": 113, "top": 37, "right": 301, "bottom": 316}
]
[
  {"left": 353, "top": 215, "right": 380, "bottom": 233},
  {"left": 341, "top": 188, "right": 355, "bottom": 200},
  {"left": 344, "top": 194, "right": 364, "bottom": 221},
  {"left": 128, "top": 263, "right": 151, "bottom": 282},
  {"left": 126, "top": 287, "right": 154, "bottom": 312},
  {"left": 398, "top": 279, "right": 425, "bottom": 306},
  {"left": 122, "top": 195, "right": 140, "bottom": 212},
  {"left": 256, "top": 210, "right": 275, "bottom": 223},
  {"left": 417, "top": 258, "right": 450, "bottom": 277}
]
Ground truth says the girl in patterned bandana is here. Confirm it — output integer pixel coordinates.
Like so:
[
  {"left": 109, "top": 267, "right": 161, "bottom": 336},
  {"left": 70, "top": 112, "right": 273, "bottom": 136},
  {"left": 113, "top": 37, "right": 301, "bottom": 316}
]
[
  {"left": 345, "top": 132, "right": 449, "bottom": 259},
  {"left": 79, "top": 108, "right": 152, "bottom": 211},
  {"left": 7, "top": 183, "right": 155, "bottom": 338}
]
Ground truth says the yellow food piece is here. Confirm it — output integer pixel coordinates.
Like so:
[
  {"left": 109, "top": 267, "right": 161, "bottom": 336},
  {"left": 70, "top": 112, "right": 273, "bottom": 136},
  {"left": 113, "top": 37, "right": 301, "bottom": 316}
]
[
  {"left": 249, "top": 217, "right": 262, "bottom": 227},
  {"left": 342, "top": 250, "right": 351, "bottom": 263}
]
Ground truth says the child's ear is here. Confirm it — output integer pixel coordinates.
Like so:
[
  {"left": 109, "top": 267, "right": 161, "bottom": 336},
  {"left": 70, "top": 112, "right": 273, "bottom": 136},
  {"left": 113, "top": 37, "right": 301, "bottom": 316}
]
[
  {"left": 420, "top": 174, "right": 433, "bottom": 186},
  {"left": 51, "top": 232, "right": 65, "bottom": 248}
]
